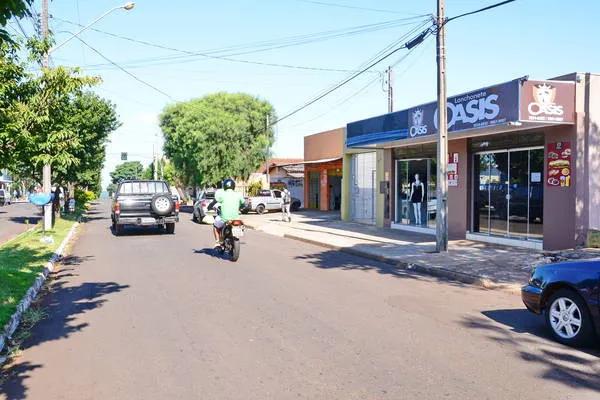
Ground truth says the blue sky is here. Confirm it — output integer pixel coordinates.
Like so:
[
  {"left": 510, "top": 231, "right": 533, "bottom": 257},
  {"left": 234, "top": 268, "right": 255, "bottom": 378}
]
[{"left": 12, "top": 0, "right": 600, "bottom": 189}]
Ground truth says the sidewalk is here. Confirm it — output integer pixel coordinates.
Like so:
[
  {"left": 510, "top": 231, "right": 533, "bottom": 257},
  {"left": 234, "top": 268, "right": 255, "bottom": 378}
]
[{"left": 243, "top": 210, "right": 600, "bottom": 293}]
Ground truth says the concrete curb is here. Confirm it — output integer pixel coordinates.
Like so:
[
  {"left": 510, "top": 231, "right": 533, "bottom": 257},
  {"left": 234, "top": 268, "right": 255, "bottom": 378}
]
[
  {"left": 276, "top": 231, "right": 522, "bottom": 295},
  {"left": 0, "top": 218, "right": 81, "bottom": 363}
]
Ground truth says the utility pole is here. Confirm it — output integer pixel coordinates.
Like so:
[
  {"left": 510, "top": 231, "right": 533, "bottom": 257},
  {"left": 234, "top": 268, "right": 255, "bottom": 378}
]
[
  {"left": 153, "top": 143, "right": 158, "bottom": 180},
  {"left": 41, "top": 0, "right": 52, "bottom": 231},
  {"left": 436, "top": 0, "right": 448, "bottom": 252},
  {"left": 387, "top": 66, "right": 393, "bottom": 113},
  {"left": 265, "top": 115, "right": 270, "bottom": 188}
]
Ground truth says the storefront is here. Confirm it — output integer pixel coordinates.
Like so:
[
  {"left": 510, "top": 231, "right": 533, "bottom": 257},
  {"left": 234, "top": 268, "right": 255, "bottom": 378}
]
[
  {"left": 303, "top": 128, "right": 344, "bottom": 211},
  {"left": 344, "top": 73, "right": 599, "bottom": 250}
]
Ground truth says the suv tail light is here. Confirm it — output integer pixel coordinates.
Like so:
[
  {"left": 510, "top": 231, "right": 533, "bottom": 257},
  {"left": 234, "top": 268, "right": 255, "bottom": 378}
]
[
  {"left": 201, "top": 200, "right": 206, "bottom": 208},
  {"left": 113, "top": 201, "right": 121, "bottom": 213},
  {"left": 175, "top": 201, "right": 180, "bottom": 212}
]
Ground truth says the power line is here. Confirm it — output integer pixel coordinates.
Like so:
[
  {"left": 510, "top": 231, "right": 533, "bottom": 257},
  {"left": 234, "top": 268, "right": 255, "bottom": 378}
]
[
  {"left": 273, "top": 21, "right": 434, "bottom": 125},
  {"left": 291, "top": 0, "right": 426, "bottom": 15},
  {"left": 446, "top": 0, "right": 516, "bottom": 24},
  {"left": 52, "top": 16, "right": 428, "bottom": 73},
  {"left": 71, "top": 35, "right": 176, "bottom": 102}
]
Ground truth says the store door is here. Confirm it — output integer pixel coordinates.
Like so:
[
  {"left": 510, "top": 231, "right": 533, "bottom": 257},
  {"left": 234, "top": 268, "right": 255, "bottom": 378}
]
[
  {"left": 350, "top": 152, "right": 376, "bottom": 224},
  {"left": 473, "top": 148, "right": 544, "bottom": 240}
]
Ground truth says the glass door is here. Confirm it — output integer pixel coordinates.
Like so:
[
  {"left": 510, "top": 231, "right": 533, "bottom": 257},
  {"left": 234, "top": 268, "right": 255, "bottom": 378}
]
[{"left": 473, "top": 148, "right": 543, "bottom": 240}]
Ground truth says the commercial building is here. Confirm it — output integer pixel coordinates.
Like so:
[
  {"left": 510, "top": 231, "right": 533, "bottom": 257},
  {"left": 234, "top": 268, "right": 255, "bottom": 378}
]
[
  {"left": 342, "top": 73, "right": 600, "bottom": 250},
  {"left": 303, "top": 128, "right": 344, "bottom": 211}
]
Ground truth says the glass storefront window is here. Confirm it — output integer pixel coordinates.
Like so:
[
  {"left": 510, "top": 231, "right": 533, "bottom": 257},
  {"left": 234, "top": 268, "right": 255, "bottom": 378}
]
[
  {"left": 473, "top": 148, "right": 544, "bottom": 240},
  {"left": 396, "top": 158, "right": 437, "bottom": 228}
]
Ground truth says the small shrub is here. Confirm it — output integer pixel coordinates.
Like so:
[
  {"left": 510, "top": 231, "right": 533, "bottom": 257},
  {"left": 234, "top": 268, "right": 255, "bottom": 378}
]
[{"left": 247, "top": 182, "right": 262, "bottom": 197}]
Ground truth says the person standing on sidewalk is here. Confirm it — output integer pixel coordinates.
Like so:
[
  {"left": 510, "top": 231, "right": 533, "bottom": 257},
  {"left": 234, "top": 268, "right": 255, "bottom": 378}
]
[{"left": 281, "top": 188, "right": 292, "bottom": 222}]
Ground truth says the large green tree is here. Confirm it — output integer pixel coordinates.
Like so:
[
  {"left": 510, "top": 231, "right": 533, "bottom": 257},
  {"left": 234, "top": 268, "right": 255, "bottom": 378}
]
[
  {"left": 159, "top": 92, "right": 276, "bottom": 187},
  {"left": 110, "top": 161, "right": 144, "bottom": 183},
  {"left": 58, "top": 92, "right": 120, "bottom": 193}
]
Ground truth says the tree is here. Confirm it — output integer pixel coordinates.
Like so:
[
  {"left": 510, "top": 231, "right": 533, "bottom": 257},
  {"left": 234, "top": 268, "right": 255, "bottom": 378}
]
[
  {"left": 142, "top": 158, "right": 181, "bottom": 186},
  {"left": 0, "top": 41, "right": 27, "bottom": 171},
  {"left": 58, "top": 92, "right": 120, "bottom": 193},
  {"left": 0, "top": 0, "right": 33, "bottom": 43},
  {"left": 110, "top": 161, "right": 143, "bottom": 183},
  {"left": 159, "top": 92, "right": 276, "bottom": 187}
]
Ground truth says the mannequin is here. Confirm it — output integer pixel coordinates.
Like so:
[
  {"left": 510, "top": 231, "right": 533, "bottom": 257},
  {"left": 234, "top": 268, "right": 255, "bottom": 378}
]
[{"left": 410, "top": 173, "right": 424, "bottom": 225}]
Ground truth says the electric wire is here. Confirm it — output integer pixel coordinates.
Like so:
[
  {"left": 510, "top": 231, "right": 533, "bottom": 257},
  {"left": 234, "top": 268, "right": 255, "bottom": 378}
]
[
  {"left": 71, "top": 35, "right": 176, "bottom": 102},
  {"left": 291, "top": 0, "right": 426, "bottom": 15},
  {"left": 273, "top": 21, "right": 434, "bottom": 125},
  {"left": 446, "top": 0, "right": 516, "bottom": 24},
  {"left": 52, "top": 16, "right": 429, "bottom": 72}
]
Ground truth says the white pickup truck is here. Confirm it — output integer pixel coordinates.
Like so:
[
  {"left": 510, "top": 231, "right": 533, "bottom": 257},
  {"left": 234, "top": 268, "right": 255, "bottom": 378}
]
[{"left": 246, "top": 189, "right": 299, "bottom": 214}]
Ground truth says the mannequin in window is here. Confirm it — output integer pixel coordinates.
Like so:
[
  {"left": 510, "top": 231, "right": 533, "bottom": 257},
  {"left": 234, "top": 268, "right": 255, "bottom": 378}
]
[{"left": 410, "top": 173, "right": 424, "bottom": 225}]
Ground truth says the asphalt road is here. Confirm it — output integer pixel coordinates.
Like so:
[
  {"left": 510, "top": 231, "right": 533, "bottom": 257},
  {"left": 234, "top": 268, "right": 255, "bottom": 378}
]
[
  {"left": 0, "top": 202, "right": 41, "bottom": 245},
  {"left": 1, "top": 200, "right": 599, "bottom": 399}
]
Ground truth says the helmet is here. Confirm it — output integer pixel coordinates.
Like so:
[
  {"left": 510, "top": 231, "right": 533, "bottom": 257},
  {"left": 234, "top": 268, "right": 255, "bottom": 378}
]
[{"left": 223, "top": 178, "right": 235, "bottom": 190}]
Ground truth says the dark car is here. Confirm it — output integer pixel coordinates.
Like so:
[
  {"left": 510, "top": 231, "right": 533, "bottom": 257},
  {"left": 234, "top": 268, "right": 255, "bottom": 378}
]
[
  {"left": 521, "top": 260, "right": 600, "bottom": 346},
  {"left": 111, "top": 180, "right": 179, "bottom": 235}
]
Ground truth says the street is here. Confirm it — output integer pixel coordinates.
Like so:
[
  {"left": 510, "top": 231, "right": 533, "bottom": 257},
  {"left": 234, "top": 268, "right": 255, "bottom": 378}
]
[
  {"left": 0, "top": 202, "right": 41, "bottom": 244},
  {"left": 1, "top": 200, "right": 599, "bottom": 399}
]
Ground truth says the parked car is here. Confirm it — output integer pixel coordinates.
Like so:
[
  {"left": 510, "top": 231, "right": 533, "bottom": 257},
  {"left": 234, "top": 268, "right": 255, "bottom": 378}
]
[
  {"left": 111, "top": 180, "right": 179, "bottom": 235},
  {"left": 246, "top": 189, "right": 300, "bottom": 214},
  {"left": 521, "top": 259, "right": 600, "bottom": 346},
  {"left": 192, "top": 190, "right": 216, "bottom": 222},
  {"left": 0, "top": 189, "right": 11, "bottom": 206}
]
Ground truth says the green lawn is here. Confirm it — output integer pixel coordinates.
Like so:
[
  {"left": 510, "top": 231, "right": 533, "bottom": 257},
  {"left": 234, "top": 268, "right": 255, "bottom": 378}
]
[{"left": 0, "top": 217, "right": 76, "bottom": 330}]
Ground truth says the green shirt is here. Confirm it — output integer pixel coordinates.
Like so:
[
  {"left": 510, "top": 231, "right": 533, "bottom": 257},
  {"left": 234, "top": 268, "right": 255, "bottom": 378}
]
[{"left": 215, "top": 188, "right": 244, "bottom": 221}]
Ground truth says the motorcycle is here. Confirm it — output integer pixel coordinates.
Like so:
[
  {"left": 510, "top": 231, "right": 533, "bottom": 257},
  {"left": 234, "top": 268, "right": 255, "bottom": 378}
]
[
  {"left": 219, "top": 219, "right": 244, "bottom": 262},
  {"left": 209, "top": 201, "right": 244, "bottom": 262}
]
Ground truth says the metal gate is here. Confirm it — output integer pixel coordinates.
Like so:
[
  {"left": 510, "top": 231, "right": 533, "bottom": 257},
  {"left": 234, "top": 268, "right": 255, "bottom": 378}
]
[{"left": 350, "top": 152, "right": 376, "bottom": 224}]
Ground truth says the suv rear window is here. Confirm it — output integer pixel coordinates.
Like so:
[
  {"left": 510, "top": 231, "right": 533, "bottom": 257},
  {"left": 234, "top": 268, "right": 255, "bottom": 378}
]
[{"left": 119, "top": 181, "right": 168, "bottom": 194}]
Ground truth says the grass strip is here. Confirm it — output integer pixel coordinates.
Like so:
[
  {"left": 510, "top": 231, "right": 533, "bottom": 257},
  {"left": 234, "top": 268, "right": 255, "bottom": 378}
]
[{"left": 0, "top": 217, "right": 75, "bottom": 330}]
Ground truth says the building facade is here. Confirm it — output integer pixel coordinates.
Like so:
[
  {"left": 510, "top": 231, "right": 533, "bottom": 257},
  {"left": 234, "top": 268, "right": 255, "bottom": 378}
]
[
  {"left": 342, "top": 73, "right": 600, "bottom": 251},
  {"left": 303, "top": 128, "right": 344, "bottom": 211}
]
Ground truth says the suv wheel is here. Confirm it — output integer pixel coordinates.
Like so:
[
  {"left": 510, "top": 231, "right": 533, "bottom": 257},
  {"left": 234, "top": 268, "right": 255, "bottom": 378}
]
[
  {"left": 256, "top": 204, "right": 265, "bottom": 214},
  {"left": 151, "top": 194, "right": 174, "bottom": 216}
]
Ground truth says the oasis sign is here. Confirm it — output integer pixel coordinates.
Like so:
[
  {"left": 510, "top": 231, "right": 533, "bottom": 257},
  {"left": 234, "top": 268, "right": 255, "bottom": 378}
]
[
  {"left": 520, "top": 80, "right": 575, "bottom": 124},
  {"left": 408, "top": 79, "right": 520, "bottom": 138}
]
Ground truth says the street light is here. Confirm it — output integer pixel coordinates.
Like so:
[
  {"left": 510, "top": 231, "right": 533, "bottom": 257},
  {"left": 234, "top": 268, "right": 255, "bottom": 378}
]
[
  {"left": 40, "top": 1, "right": 135, "bottom": 231},
  {"left": 48, "top": 2, "right": 135, "bottom": 55}
]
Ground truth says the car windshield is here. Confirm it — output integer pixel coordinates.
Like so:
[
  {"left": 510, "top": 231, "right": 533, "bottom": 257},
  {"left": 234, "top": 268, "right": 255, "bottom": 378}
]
[{"left": 119, "top": 181, "right": 168, "bottom": 194}]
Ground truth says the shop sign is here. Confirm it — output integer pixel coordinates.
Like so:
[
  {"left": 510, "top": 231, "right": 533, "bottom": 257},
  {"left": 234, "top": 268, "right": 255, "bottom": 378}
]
[
  {"left": 547, "top": 141, "right": 572, "bottom": 187},
  {"left": 407, "top": 79, "right": 520, "bottom": 138},
  {"left": 520, "top": 80, "right": 575, "bottom": 124},
  {"left": 448, "top": 153, "right": 459, "bottom": 187}
]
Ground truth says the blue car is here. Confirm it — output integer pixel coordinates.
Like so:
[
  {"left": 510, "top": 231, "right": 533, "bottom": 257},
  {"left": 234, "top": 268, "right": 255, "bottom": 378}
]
[{"left": 522, "top": 260, "right": 600, "bottom": 346}]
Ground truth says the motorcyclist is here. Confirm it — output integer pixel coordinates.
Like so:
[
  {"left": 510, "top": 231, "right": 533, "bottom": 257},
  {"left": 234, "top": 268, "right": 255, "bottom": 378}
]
[{"left": 210, "top": 178, "right": 244, "bottom": 249}]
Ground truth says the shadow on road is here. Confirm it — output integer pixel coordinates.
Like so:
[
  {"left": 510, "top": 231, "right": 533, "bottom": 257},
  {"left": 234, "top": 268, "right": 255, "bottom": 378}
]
[
  {"left": 461, "top": 310, "right": 600, "bottom": 391},
  {"left": 8, "top": 217, "right": 41, "bottom": 225},
  {"left": 109, "top": 225, "right": 173, "bottom": 237},
  {"left": 194, "top": 248, "right": 232, "bottom": 261},
  {"left": 0, "top": 254, "right": 129, "bottom": 399},
  {"left": 295, "top": 247, "right": 478, "bottom": 291}
]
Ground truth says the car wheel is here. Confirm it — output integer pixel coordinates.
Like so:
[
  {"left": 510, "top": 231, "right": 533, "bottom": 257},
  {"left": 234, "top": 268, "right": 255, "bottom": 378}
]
[
  {"left": 151, "top": 194, "right": 174, "bottom": 216},
  {"left": 256, "top": 204, "right": 265, "bottom": 214},
  {"left": 545, "top": 288, "right": 595, "bottom": 347},
  {"left": 166, "top": 222, "right": 175, "bottom": 234}
]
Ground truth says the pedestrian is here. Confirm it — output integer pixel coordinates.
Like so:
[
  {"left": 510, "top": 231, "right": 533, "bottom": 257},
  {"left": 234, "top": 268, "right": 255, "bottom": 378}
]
[{"left": 281, "top": 188, "right": 292, "bottom": 222}]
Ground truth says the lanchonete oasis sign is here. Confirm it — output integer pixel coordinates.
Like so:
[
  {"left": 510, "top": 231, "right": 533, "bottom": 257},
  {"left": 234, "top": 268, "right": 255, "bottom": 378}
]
[{"left": 346, "top": 77, "right": 575, "bottom": 148}]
